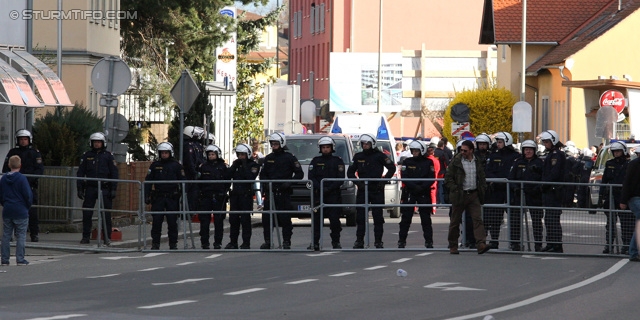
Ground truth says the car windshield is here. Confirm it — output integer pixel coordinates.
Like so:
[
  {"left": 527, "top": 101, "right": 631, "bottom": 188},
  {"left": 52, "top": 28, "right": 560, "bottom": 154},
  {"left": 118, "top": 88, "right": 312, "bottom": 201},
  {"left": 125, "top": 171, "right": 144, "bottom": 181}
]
[
  {"left": 352, "top": 140, "right": 395, "bottom": 161},
  {"left": 593, "top": 144, "right": 639, "bottom": 172},
  {"left": 286, "top": 138, "right": 352, "bottom": 165}
]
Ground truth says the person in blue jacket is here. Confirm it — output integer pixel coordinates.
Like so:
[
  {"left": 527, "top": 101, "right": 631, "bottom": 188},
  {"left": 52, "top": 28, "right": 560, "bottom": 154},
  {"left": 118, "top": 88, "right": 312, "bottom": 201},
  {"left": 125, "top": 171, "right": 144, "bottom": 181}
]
[{"left": 1, "top": 155, "right": 33, "bottom": 266}]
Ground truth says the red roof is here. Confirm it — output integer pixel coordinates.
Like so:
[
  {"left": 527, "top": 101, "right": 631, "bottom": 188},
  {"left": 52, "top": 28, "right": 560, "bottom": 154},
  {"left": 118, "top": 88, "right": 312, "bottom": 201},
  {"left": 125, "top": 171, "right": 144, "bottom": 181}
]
[{"left": 492, "top": 0, "right": 611, "bottom": 43}]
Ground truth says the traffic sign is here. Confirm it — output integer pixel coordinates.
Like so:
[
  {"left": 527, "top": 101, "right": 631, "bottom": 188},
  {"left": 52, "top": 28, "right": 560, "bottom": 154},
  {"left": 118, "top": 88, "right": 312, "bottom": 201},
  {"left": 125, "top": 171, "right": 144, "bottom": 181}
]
[
  {"left": 512, "top": 101, "right": 532, "bottom": 132},
  {"left": 91, "top": 56, "right": 131, "bottom": 96},
  {"left": 451, "top": 122, "right": 470, "bottom": 137},
  {"left": 171, "top": 70, "right": 200, "bottom": 113}
]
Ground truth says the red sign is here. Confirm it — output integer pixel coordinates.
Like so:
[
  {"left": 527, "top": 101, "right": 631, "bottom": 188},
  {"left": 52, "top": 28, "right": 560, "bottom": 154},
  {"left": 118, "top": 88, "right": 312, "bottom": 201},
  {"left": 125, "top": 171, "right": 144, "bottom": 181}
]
[{"left": 599, "top": 90, "right": 626, "bottom": 113}]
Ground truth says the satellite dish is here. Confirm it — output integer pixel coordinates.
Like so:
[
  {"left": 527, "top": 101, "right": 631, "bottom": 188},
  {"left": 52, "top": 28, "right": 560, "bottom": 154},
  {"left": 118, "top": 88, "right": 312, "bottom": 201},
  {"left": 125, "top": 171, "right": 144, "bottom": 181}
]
[
  {"left": 450, "top": 103, "right": 470, "bottom": 122},
  {"left": 595, "top": 106, "right": 618, "bottom": 139},
  {"left": 105, "top": 113, "right": 130, "bottom": 143}
]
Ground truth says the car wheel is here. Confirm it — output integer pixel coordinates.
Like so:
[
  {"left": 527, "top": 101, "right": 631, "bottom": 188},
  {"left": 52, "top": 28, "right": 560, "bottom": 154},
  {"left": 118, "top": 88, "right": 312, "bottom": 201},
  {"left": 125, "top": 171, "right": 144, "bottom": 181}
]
[{"left": 389, "top": 207, "right": 401, "bottom": 218}]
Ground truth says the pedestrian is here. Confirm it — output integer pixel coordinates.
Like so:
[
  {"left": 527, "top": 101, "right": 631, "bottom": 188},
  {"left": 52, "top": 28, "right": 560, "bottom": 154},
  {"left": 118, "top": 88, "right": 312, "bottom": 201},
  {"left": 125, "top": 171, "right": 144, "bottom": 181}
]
[
  {"left": 251, "top": 138, "right": 265, "bottom": 162},
  {"left": 182, "top": 126, "right": 205, "bottom": 214},
  {"left": 2, "top": 129, "right": 44, "bottom": 242},
  {"left": 260, "top": 132, "right": 304, "bottom": 249},
  {"left": 620, "top": 150, "right": 640, "bottom": 262},
  {"left": 144, "top": 142, "right": 185, "bottom": 250},
  {"left": 598, "top": 141, "right": 633, "bottom": 254},
  {"left": 484, "top": 132, "right": 519, "bottom": 249},
  {"left": 426, "top": 142, "right": 440, "bottom": 214},
  {"left": 226, "top": 143, "right": 261, "bottom": 249},
  {"left": 348, "top": 134, "right": 397, "bottom": 249},
  {"left": 434, "top": 140, "right": 448, "bottom": 205},
  {"left": 539, "top": 130, "right": 566, "bottom": 253},
  {"left": 462, "top": 133, "right": 492, "bottom": 248},
  {"left": 1, "top": 155, "right": 33, "bottom": 266},
  {"left": 196, "top": 145, "right": 230, "bottom": 249},
  {"left": 308, "top": 136, "right": 346, "bottom": 250},
  {"left": 441, "top": 137, "right": 453, "bottom": 164},
  {"left": 508, "top": 140, "right": 544, "bottom": 251},
  {"left": 77, "top": 132, "right": 119, "bottom": 245},
  {"left": 445, "top": 140, "right": 491, "bottom": 254},
  {"left": 399, "top": 139, "right": 413, "bottom": 161},
  {"left": 398, "top": 140, "right": 435, "bottom": 249}
]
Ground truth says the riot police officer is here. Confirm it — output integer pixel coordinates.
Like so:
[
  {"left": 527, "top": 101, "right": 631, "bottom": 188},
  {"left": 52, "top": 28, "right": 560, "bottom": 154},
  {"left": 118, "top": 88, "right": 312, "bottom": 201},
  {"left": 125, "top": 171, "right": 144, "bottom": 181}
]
[
  {"left": 576, "top": 148, "right": 595, "bottom": 208},
  {"left": 474, "top": 133, "right": 492, "bottom": 162},
  {"left": 562, "top": 145, "right": 581, "bottom": 207},
  {"left": 2, "top": 129, "right": 44, "bottom": 242},
  {"left": 347, "top": 134, "right": 397, "bottom": 249},
  {"left": 183, "top": 126, "right": 205, "bottom": 214},
  {"left": 539, "top": 130, "right": 566, "bottom": 253},
  {"left": 226, "top": 143, "right": 260, "bottom": 249},
  {"left": 260, "top": 132, "right": 304, "bottom": 249},
  {"left": 508, "top": 140, "right": 544, "bottom": 251},
  {"left": 196, "top": 145, "right": 229, "bottom": 249},
  {"left": 599, "top": 141, "right": 633, "bottom": 254},
  {"left": 398, "top": 140, "right": 435, "bottom": 248},
  {"left": 144, "top": 142, "right": 185, "bottom": 250},
  {"left": 484, "top": 132, "right": 519, "bottom": 249},
  {"left": 308, "top": 136, "right": 346, "bottom": 250},
  {"left": 77, "top": 132, "right": 119, "bottom": 244}
]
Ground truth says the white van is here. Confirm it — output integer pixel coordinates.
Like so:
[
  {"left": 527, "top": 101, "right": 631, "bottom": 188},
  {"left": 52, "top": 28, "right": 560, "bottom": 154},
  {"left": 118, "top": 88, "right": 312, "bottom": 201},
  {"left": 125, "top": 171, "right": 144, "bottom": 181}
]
[{"left": 329, "top": 113, "right": 401, "bottom": 218}]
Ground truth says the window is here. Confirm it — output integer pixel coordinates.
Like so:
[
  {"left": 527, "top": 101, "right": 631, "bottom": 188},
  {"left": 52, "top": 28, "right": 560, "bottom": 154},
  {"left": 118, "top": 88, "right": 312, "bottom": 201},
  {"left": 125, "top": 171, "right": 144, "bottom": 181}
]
[
  {"left": 109, "top": 0, "right": 114, "bottom": 28},
  {"left": 297, "top": 11, "right": 302, "bottom": 37},
  {"left": 320, "top": 3, "right": 325, "bottom": 32},
  {"left": 541, "top": 96, "right": 549, "bottom": 131},
  {"left": 310, "top": 4, "right": 315, "bottom": 34},
  {"left": 315, "top": 3, "right": 320, "bottom": 33}
]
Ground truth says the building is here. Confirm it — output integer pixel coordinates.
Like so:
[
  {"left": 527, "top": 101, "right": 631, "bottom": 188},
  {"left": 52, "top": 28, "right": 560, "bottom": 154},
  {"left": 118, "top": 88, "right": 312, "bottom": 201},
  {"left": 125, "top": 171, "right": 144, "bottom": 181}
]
[{"left": 480, "top": 0, "right": 640, "bottom": 148}]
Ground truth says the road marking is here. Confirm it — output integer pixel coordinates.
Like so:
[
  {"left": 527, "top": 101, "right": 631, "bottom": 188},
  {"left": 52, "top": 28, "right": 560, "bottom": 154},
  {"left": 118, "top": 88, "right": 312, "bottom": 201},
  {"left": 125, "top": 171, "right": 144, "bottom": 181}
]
[
  {"left": 138, "top": 300, "right": 197, "bottom": 309},
  {"left": 364, "top": 265, "right": 387, "bottom": 270},
  {"left": 329, "top": 272, "right": 355, "bottom": 277},
  {"left": 425, "top": 282, "right": 485, "bottom": 291},
  {"left": 86, "top": 274, "right": 120, "bottom": 279},
  {"left": 446, "top": 259, "right": 629, "bottom": 320},
  {"left": 522, "top": 255, "right": 567, "bottom": 260},
  {"left": 286, "top": 279, "right": 319, "bottom": 285},
  {"left": 205, "top": 254, "right": 222, "bottom": 259},
  {"left": 152, "top": 278, "right": 213, "bottom": 286},
  {"left": 392, "top": 231, "right": 417, "bottom": 235},
  {"left": 392, "top": 258, "right": 412, "bottom": 263},
  {"left": 415, "top": 253, "right": 433, "bottom": 257},
  {"left": 177, "top": 262, "right": 196, "bottom": 266},
  {"left": 101, "top": 253, "right": 167, "bottom": 260},
  {"left": 139, "top": 267, "right": 164, "bottom": 272},
  {"left": 23, "top": 281, "right": 62, "bottom": 286},
  {"left": 25, "top": 314, "right": 87, "bottom": 320},
  {"left": 224, "top": 288, "right": 266, "bottom": 295},
  {"left": 306, "top": 252, "right": 337, "bottom": 257}
]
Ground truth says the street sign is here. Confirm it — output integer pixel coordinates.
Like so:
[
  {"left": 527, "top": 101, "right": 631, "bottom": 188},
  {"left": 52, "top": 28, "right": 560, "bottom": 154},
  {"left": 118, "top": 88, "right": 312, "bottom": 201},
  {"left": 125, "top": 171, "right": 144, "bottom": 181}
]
[
  {"left": 105, "top": 113, "right": 130, "bottom": 143},
  {"left": 91, "top": 56, "right": 131, "bottom": 96},
  {"left": 451, "top": 122, "right": 470, "bottom": 137},
  {"left": 171, "top": 70, "right": 200, "bottom": 113},
  {"left": 512, "top": 101, "right": 532, "bottom": 132}
]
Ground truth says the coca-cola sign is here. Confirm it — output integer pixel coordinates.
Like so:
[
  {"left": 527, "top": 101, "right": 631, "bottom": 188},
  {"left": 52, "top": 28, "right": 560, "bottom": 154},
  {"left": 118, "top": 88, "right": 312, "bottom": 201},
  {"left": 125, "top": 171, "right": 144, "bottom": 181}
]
[{"left": 599, "top": 89, "right": 626, "bottom": 113}]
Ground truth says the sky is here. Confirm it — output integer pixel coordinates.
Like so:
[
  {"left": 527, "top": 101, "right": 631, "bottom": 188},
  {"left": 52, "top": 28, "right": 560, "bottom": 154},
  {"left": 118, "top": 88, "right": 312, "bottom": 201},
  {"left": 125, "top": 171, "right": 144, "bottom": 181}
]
[{"left": 234, "top": 0, "right": 280, "bottom": 14}]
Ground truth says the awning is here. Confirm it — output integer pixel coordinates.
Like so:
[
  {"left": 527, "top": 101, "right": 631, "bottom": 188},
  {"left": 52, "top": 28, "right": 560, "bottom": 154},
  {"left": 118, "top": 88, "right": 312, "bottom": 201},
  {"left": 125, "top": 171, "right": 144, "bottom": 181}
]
[
  {"left": 562, "top": 79, "right": 640, "bottom": 91},
  {"left": 0, "top": 49, "right": 72, "bottom": 107}
]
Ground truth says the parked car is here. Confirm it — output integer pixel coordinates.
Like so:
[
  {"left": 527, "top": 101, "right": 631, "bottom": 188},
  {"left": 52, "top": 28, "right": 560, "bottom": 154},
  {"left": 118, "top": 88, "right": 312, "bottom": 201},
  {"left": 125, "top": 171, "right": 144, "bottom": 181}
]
[{"left": 285, "top": 134, "right": 357, "bottom": 226}]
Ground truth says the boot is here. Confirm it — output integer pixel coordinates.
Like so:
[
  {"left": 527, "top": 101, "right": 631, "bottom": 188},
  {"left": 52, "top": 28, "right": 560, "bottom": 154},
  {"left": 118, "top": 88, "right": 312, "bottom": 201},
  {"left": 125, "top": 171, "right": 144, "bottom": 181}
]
[
  {"left": 397, "top": 241, "right": 406, "bottom": 248},
  {"left": 151, "top": 243, "right": 160, "bottom": 250},
  {"left": 331, "top": 241, "right": 342, "bottom": 249},
  {"left": 353, "top": 239, "right": 364, "bottom": 249},
  {"left": 225, "top": 242, "right": 238, "bottom": 249},
  {"left": 213, "top": 242, "right": 222, "bottom": 249},
  {"left": 307, "top": 243, "right": 320, "bottom": 251},
  {"left": 240, "top": 242, "right": 250, "bottom": 249},
  {"left": 425, "top": 241, "right": 433, "bottom": 249},
  {"left": 80, "top": 238, "right": 90, "bottom": 244},
  {"left": 260, "top": 242, "right": 271, "bottom": 249},
  {"left": 282, "top": 240, "right": 291, "bottom": 249}
]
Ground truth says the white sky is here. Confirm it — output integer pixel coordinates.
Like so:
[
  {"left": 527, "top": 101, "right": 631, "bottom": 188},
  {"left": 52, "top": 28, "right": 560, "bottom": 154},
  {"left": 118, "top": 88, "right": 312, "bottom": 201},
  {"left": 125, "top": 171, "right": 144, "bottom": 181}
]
[{"left": 234, "top": 0, "right": 280, "bottom": 14}]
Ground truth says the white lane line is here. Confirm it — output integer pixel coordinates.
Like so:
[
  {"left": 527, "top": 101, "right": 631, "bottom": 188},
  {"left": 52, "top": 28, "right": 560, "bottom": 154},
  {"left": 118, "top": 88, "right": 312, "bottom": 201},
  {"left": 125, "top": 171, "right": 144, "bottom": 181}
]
[
  {"left": 143, "top": 253, "right": 168, "bottom": 257},
  {"left": 392, "top": 258, "right": 412, "bottom": 263},
  {"left": 177, "top": 262, "right": 196, "bottom": 266},
  {"left": 138, "top": 300, "right": 197, "bottom": 309},
  {"left": 286, "top": 279, "right": 319, "bottom": 285},
  {"left": 101, "top": 253, "right": 167, "bottom": 260},
  {"left": 447, "top": 259, "right": 629, "bottom": 320},
  {"left": 86, "top": 274, "right": 120, "bottom": 279},
  {"left": 205, "top": 254, "right": 222, "bottom": 259},
  {"left": 307, "top": 252, "right": 337, "bottom": 257},
  {"left": 329, "top": 272, "right": 355, "bottom": 277},
  {"left": 224, "top": 288, "right": 266, "bottom": 295},
  {"left": 364, "top": 266, "right": 387, "bottom": 270},
  {"left": 139, "top": 267, "right": 164, "bottom": 272},
  {"left": 23, "top": 281, "right": 62, "bottom": 286},
  {"left": 152, "top": 278, "right": 213, "bottom": 286},
  {"left": 26, "top": 314, "right": 87, "bottom": 320},
  {"left": 415, "top": 253, "right": 433, "bottom": 257}
]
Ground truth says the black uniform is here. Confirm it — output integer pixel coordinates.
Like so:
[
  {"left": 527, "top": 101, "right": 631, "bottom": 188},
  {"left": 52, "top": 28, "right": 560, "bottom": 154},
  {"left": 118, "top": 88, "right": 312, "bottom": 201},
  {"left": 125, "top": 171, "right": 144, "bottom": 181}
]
[
  {"left": 541, "top": 148, "right": 566, "bottom": 252},
  {"left": 508, "top": 154, "right": 544, "bottom": 251},
  {"left": 196, "top": 158, "right": 229, "bottom": 249},
  {"left": 77, "top": 148, "right": 119, "bottom": 242},
  {"left": 576, "top": 155, "right": 594, "bottom": 208},
  {"left": 308, "top": 152, "right": 345, "bottom": 248},
  {"left": 562, "top": 154, "right": 580, "bottom": 207},
  {"left": 228, "top": 158, "right": 260, "bottom": 248},
  {"left": 398, "top": 155, "right": 435, "bottom": 248},
  {"left": 144, "top": 157, "right": 185, "bottom": 249},
  {"left": 347, "top": 148, "right": 396, "bottom": 247},
  {"left": 260, "top": 149, "right": 304, "bottom": 248},
  {"left": 484, "top": 147, "right": 519, "bottom": 248},
  {"left": 2, "top": 145, "right": 44, "bottom": 241},
  {"left": 183, "top": 138, "right": 205, "bottom": 215},
  {"left": 600, "top": 156, "right": 633, "bottom": 253}
]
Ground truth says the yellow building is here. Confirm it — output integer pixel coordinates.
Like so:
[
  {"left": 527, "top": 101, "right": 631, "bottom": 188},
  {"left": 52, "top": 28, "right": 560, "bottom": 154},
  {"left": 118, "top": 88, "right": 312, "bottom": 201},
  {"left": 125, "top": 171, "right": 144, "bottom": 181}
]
[{"left": 481, "top": 0, "right": 640, "bottom": 148}]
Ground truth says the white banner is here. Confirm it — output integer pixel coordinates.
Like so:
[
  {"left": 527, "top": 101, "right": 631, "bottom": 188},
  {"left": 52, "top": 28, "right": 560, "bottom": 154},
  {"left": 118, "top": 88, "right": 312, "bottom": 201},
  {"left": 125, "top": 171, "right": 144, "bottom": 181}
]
[{"left": 215, "top": 7, "right": 237, "bottom": 89}]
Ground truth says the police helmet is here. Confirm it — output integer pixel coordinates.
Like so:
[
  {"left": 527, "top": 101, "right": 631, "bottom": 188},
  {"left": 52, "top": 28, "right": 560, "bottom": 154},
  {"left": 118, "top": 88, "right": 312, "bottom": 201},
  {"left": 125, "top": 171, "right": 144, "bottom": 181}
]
[
  {"left": 582, "top": 148, "right": 594, "bottom": 158},
  {"left": 268, "top": 132, "right": 286, "bottom": 148},
  {"left": 206, "top": 133, "right": 216, "bottom": 144},
  {"left": 475, "top": 133, "right": 492, "bottom": 145},
  {"left": 157, "top": 142, "right": 174, "bottom": 157},
  {"left": 494, "top": 132, "right": 513, "bottom": 147},
  {"left": 183, "top": 126, "right": 196, "bottom": 138},
  {"left": 205, "top": 144, "right": 221, "bottom": 157},
  {"left": 89, "top": 132, "right": 107, "bottom": 148},
  {"left": 359, "top": 133, "right": 377, "bottom": 148},
  {"left": 404, "top": 139, "right": 413, "bottom": 146},
  {"left": 610, "top": 141, "right": 628, "bottom": 156},
  {"left": 539, "top": 130, "right": 560, "bottom": 145},
  {"left": 520, "top": 140, "right": 537, "bottom": 152},
  {"left": 235, "top": 143, "right": 252, "bottom": 155},
  {"left": 317, "top": 136, "right": 336, "bottom": 151},
  {"left": 430, "top": 136, "right": 440, "bottom": 145},
  {"left": 193, "top": 127, "right": 205, "bottom": 139},
  {"left": 566, "top": 140, "right": 576, "bottom": 148},
  {"left": 15, "top": 129, "right": 32, "bottom": 145},
  {"left": 408, "top": 140, "right": 427, "bottom": 155},
  {"left": 456, "top": 139, "right": 465, "bottom": 152}
]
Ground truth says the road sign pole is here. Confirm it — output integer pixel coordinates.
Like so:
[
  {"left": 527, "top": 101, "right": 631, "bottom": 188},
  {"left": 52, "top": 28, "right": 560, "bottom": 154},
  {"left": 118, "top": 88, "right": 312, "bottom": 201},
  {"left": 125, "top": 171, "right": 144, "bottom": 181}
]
[{"left": 179, "top": 71, "right": 186, "bottom": 165}]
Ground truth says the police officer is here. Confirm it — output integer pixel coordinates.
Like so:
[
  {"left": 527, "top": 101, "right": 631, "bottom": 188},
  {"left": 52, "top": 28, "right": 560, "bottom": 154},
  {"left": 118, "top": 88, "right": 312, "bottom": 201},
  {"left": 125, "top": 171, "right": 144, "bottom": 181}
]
[
  {"left": 484, "top": 132, "right": 519, "bottom": 249},
  {"left": 196, "top": 145, "right": 229, "bottom": 249},
  {"left": 144, "top": 142, "right": 185, "bottom": 250},
  {"left": 539, "top": 130, "right": 566, "bottom": 253},
  {"left": 260, "top": 132, "right": 304, "bottom": 249},
  {"left": 307, "top": 136, "right": 346, "bottom": 250},
  {"left": 182, "top": 126, "right": 205, "bottom": 214},
  {"left": 347, "top": 134, "right": 397, "bottom": 249},
  {"left": 599, "top": 141, "right": 633, "bottom": 254},
  {"left": 77, "top": 132, "right": 119, "bottom": 244},
  {"left": 562, "top": 145, "right": 581, "bottom": 207},
  {"left": 475, "top": 133, "right": 492, "bottom": 162},
  {"left": 2, "top": 129, "right": 44, "bottom": 242},
  {"left": 226, "top": 144, "right": 261, "bottom": 249},
  {"left": 576, "top": 148, "right": 594, "bottom": 208},
  {"left": 508, "top": 140, "right": 544, "bottom": 251},
  {"left": 398, "top": 140, "right": 435, "bottom": 248}
]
